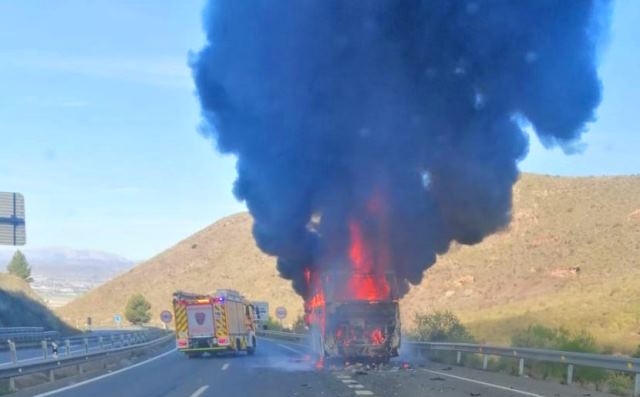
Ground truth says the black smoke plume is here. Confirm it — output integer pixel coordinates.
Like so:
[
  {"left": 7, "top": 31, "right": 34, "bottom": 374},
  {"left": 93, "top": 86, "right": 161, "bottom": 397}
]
[{"left": 192, "top": 1, "right": 611, "bottom": 298}]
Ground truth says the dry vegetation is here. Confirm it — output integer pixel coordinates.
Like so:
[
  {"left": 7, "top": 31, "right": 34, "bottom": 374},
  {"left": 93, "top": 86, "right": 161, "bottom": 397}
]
[{"left": 58, "top": 174, "right": 640, "bottom": 352}]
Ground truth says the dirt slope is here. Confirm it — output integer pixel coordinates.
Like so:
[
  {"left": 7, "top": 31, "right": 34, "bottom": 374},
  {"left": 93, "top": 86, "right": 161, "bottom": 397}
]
[
  {"left": 0, "top": 273, "right": 72, "bottom": 332},
  {"left": 58, "top": 173, "right": 640, "bottom": 351}
]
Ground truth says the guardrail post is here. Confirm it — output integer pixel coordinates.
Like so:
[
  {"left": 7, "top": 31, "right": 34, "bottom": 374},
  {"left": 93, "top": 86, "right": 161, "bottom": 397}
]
[
  {"left": 42, "top": 340, "right": 48, "bottom": 359},
  {"left": 566, "top": 364, "right": 574, "bottom": 385},
  {"left": 633, "top": 373, "right": 640, "bottom": 397},
  {"left": 120, "top": 334, "right": 124, "bottom": 346},
  {"left": 8, "top": 340, "right": 17, "bottom": 363},
  {"left": 456, "top": 351, "right": 461, "bottom": 365},
  {"left": 482, "top": 354, "right": 488, "bottom": 370},
  {"left": 83, "top": 337, "right": 89, "bottom": 354},
  {"left": 99, "top": 336, "right": 104, "bottom": 350},
  {"left": 65, "top": 339, "right": 71, "bottom": 356},
  {"left": 518, "top": 358, "right": 524, "bottom": 376},
  {"left": 110, "top": 334, "right": 114, "bottom": 348},
  {"left": 48, "top": 369, "right": 55, "bottom": 382},
  {"left": 9, "top": 377, "right": 16, "bottom": 392}
]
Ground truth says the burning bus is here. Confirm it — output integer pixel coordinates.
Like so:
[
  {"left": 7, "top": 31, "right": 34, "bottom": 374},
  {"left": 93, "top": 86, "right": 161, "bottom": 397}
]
[{"left": 305, "top": 220, "right": 401, "bottom": 364}]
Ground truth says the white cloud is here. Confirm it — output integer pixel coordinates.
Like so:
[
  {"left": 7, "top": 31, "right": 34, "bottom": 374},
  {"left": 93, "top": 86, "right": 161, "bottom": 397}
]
[{"left": 1, "top": 50, "right": 192, "bottom": 89}]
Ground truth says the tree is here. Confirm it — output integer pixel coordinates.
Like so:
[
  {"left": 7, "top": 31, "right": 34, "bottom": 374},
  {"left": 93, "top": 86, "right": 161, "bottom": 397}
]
[
  {"left": 7, "top": 250, "right": 32, "bottom": 282},
  {"left": 125, "top": 294, "right": 151, "bottom": 325}
]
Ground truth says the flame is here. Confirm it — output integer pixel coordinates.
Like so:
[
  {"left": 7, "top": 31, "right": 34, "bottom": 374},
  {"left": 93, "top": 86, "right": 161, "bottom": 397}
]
[
  {"left": 370, "top": 328, "right": 385, "bottom": 345},
  {"left": 346, "top": 220, "right": 390, "bottom": 301},
  {"left": 303, "top": 191, "right": 395, "bottom": 365},
  {"left": 304, "top": 267, "right": 326, "bottom": 368}
]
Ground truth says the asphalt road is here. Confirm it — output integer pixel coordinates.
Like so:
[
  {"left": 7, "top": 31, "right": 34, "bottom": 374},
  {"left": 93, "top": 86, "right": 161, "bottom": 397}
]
[{"left": 22, "top": 338, "right": 616, "bottom": 397}]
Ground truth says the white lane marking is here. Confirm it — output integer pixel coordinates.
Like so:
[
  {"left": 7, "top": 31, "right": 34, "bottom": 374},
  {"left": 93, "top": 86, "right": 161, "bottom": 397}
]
[
  {"left": 347, "top": 384, "right": 364, "bottom": 389},
  {"left": 423, "top": 369, "right": 546, "bottom": 397},
  {"left": 276, "top": 343, "right": 305, "bottom": 355},
  {"left": 336, "top": 375, "right": 351, "bottom": 379},
  {"left": 354, "top": 391, "right": 374, "bottom": 396},
  {"left": 342, "top": 379, "right": 357, "bottom": 384},
  {"left": 190, "top": 385, "right": 209, "bottom": 397},
  {"left": 221, "top": 363, "right": 229, "bottom": 370},
  {"left": 33, "top": 348, "right": 177, "bottom": 397}
]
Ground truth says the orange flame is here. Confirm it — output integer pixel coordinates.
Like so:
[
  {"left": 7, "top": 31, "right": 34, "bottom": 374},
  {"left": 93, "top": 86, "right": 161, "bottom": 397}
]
[{"left": 346, "top": 220, "right": 390, "bottom": 301}]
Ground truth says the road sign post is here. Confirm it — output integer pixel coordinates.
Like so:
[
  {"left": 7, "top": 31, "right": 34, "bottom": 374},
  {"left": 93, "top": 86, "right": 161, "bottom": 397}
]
[
  {"left": 160, "top": 310, "right": 173, "bottom": 330},
  {"left": 275, "top": 306, "right": 287, "bottom": 328},
  {"left": 114, "top": 314, "right": 122, "bottom": 328}
]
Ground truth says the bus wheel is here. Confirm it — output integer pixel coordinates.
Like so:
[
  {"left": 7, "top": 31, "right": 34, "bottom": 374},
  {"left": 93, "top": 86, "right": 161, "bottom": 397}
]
[{"left": 247, "top": 336, "right": 256, "bottom": 355}]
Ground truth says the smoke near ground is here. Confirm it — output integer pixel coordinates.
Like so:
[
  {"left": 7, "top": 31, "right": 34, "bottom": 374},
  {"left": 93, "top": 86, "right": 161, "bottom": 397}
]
[{"left": 192, "top": 1, "right": 611, "bottom": 298}]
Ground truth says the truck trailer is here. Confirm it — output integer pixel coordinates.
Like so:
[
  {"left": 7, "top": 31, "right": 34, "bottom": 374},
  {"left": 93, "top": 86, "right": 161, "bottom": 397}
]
[{"left": 173, "top": 289, "right": 257, "bottom": 358}]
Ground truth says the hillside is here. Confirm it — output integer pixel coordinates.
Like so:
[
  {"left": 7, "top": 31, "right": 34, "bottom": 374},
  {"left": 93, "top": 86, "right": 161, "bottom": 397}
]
[
  {"left": 0, "top": 273, "right": 73, "bottom": 332},
  {"left": 0, "top": 247, "right": 136, "bottom": 307},
  {"left": 58, "top": 174, "right": 640, "bottom": 351}
]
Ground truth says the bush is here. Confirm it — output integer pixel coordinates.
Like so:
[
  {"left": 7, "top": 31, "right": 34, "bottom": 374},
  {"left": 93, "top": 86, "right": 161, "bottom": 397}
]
[
  {"left": 125, "top": 294, "right": 151, "bottom": 325},
  {"left": 414, "top": 311, "right": 475, "bottom": 343},
  {"left": 511, "top": 325, "right": 607, "bottom": 386},
  {"left": 607, "top": 373, "right": 633, "bottom": 396},
  {"left": 633, "top": 345, "right": 640, "bottom": 358},
  {"left": 292, "top": 315, "right": 307, "bottom": 333},
  {"left": 413, "top": 311, "right": 476, "bottom": 365},
  {"left": 263, "top": 317, "right": 285, "bottom": 331}
]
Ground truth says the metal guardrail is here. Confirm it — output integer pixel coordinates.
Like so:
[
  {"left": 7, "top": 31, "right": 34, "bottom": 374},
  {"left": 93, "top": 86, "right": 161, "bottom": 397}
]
[
  {"left": 0, "top": 330, "right": 173, "bottom": 392},
  {"left": 0, "top": 327, "right": 44, "bottom": 334},
  {"left": 0, "top": 331, "right": 59, "bottom": 344},
  {"left": 257, "top": 330, "right": 306, "bottom": 343},
  {"left": 256, "top": 330, "right": 640, "bottom": 396},
  {"left": 410, "top": 341, "right": 640, "bottom": 396}
]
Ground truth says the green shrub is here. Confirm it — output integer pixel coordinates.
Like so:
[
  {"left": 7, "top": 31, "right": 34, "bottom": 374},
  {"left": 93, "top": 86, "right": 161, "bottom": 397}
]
[
  {"left": 414, "top": 311, "right": 475, "bottom": 343},
  {"left": 413, "top": 311, "right": 476, "bottom": 364},
  {"left": 263, "top": 317, "right": 285, "bottom": 331},
  {"left": 292, "top": 315, "right": 307, "bottom": 333},
  {"left": 607, "top": 373, "right": 632, "bottom": 396},
  {"left": 125, "top": 294, "right": 151, "bottom": 325},
  {"left": 511, "top": 325, "right": 607, "bottom": 386}
]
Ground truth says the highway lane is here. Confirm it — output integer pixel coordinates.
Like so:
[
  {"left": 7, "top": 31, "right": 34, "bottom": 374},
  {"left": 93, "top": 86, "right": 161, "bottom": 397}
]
[
  {"left": 24, "top": 338, "right": 617, "bottom": 397},
  {"left": 31, "top": 338, "right": 348, "bottom": 397}
]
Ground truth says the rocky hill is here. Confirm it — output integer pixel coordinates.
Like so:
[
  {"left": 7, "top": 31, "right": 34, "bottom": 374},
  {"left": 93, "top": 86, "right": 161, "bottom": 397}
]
[{"left": 58, "top": 173, "right": 640, "bottom": 351}]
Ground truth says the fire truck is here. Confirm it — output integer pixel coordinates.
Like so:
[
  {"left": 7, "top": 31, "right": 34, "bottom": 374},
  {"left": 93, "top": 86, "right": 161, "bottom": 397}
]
[{"left": 173, "top": 289, "right": 257, "bottom": 358}]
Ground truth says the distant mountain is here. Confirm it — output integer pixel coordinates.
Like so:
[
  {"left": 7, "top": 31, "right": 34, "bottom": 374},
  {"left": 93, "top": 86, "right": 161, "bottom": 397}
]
[{"left": 0, "top": 247, "right": 135, "bottom": 282}]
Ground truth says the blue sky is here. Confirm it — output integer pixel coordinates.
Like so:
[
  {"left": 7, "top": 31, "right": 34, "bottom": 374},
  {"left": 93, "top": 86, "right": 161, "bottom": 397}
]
[{"left": 0, "top": 1, "right": 638, "bottom": 260}]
